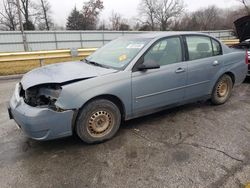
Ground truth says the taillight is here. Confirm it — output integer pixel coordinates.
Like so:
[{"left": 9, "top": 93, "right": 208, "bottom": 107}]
[{"left": 246, "top": 50, "right": 249, "bottom": 64}]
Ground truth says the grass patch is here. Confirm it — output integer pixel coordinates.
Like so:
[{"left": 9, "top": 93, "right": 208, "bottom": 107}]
[{"left": 0, "top": 57, "right": 83, "bottom": 76}]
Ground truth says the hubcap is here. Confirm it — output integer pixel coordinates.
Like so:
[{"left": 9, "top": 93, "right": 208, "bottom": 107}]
[
  {"left": 217, "top": 80, "right": 229, "bottom": 97},
  {"left": 87, "top": 110, "right": 114, "bottom": 137}
]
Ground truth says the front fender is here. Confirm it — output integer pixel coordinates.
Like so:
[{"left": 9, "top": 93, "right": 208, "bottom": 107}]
[{"left": 55, "top": 71, "right": 132, "bottom": 118}]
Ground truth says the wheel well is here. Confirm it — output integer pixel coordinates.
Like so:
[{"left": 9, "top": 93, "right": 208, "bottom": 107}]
[
  {"left": 224, "top": 72, "right": 235, "bottom": 85},
  {"left": 72, "top": 94, "right": 126, "bottom": 132},
  {"left": 84, "top": 94, "right": 126, "bottom": 120}
]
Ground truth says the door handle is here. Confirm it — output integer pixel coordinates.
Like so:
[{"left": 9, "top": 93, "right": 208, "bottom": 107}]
[
  {"left": 213, "top": 60, "right": 219, "bottom": 66},
  {"left": 175, "top": 67, "right": 185, "bottom": 73}
]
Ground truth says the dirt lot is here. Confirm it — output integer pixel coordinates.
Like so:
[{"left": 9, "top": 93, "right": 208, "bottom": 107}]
[{"left": 0, "top": 78, "right": 250, "bottom": 188}]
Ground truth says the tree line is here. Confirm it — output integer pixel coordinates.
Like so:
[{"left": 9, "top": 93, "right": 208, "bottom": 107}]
[
  {"left": 0, "top": 0, "right": 53, "bottom": 30},
  {"left": 0, "top": 0, "right": 249, "bottom": 31},
  {"left": 136, "top": 0, "right": 250, "bottom": 31}
]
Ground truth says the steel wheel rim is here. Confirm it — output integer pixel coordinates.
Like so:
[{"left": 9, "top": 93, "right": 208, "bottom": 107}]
[
  {"left": 87, "top": 110, "right": 114, "bottom": 138},
  {"left": 217, "top": 80, "right": 229, "bottom": 98}
]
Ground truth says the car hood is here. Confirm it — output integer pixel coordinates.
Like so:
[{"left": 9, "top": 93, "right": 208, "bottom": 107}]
[
  {"left": 21, "top": 61, "right": 117, "bottom": 90},
  {"left": 234, "top": 16, "right": 250, "bottom": 42}
]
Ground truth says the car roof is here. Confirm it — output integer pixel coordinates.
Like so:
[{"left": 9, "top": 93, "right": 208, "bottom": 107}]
[{"left": 122, "top": 31, "right": 211, "bottom": 40}]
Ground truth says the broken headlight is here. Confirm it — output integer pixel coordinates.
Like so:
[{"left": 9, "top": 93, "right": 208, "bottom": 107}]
[{"left": 24, "top": 84, "right": 62, "bottom": 109}]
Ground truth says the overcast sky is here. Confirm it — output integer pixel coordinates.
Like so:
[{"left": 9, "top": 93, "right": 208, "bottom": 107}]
[
  {"left": 0, "top": 0, "right": 241, "bottom": 27},
  {"left": 49, "top": 0, "right": 240, "bottom": 27}
]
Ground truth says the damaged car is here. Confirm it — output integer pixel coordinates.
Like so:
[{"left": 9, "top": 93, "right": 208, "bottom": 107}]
[{"left": 8, "top": 32, "right": 248, "bottom": 143}]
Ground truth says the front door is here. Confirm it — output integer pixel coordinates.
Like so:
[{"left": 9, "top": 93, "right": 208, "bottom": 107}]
[{"left": 132, "top": 37, "right": 187, "bottom": 114}]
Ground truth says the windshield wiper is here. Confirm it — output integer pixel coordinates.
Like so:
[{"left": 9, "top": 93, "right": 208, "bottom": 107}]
[{"left": 84, "top": 59, "right": 110, "bottom": 69}]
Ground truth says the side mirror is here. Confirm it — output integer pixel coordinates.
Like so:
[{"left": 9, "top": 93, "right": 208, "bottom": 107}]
[{"left": 137, "top": 59, "right": 160, "bottom": 71}]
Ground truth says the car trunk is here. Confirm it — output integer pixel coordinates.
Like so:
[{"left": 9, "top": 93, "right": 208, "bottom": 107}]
[
  {"left": 233, "top": 16, "right": 250, "bottom": 75},
  {"left": 234, "top": 16, "right": 250, "bottom": 43}
]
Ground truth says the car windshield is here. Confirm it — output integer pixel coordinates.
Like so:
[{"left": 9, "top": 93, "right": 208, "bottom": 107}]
[{"left": 84, "top": 37, "right": 151, "bottom": 70}]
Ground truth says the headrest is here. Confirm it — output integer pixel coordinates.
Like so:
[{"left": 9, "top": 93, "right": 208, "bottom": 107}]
[{"left": 197, "top": 43, "right": 210, "bottom": 52}]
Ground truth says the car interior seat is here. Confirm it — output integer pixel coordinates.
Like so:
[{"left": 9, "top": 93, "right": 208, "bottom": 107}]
[
  {"left": 158, "top": 39, "right": 182, "bottom": 65},
  {"left": 196, "top": 43, "right": 212, "bottom": 59}
]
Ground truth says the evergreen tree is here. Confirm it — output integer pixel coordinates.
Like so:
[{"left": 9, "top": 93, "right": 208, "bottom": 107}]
[
  {"left": 66, "top": 0, "right": 104, "bottom": 30},
  {"left": 66, "top": 7, "right": 83, "bottom": 30}
]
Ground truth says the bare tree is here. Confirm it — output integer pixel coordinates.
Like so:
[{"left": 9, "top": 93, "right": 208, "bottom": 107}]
[
  {"left": 217, "top": 8, "right": 246, "bottom": 30},
  {"left": 119, "top": 23, "right": 130, "bottom": 31},
  {"left": 170, "top": 13, "right": 192, "bottom": 31},
  {"left": 237, "top": 0, "right": 250, "bottom": 14},
  {"left": 139, "top": 0, "right": 157, "bottom": 30},
  {"left": 192, "top": 6, "right": 221, "bottom": 30},
  {"left": 36, "top": 0, "right": 53, "bottom": 30},
  {"left": 171, "top": 6, "right": 225, "bottom": 31},
  {"left": 0, "top": 0, "right": 19, "bottom": 30},
  {"left": 81, "top": 0, "right": 104, "bottom": 30},
  {"left": 98, "top": 19, "right": 108, "bottom": 30},
  {"left": 109, "top": 11, "right": 122, "bottom": 30},
  {"left": 138, "top": 0, "right": 184, "bottom": 31},
  {"left": 109, "top": 11, "right": 130, "bottom": 31},
  {"left": 19, "top": 0, "right": 35, "bottom": 30},
  {"left": 170, "top": 5, "right": 247, "bottom": 31},
  {"left": 155, "top": 0, "right": 184, "bottom": 30}
]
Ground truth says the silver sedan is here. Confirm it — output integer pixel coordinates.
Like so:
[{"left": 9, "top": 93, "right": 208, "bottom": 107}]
[{"left": 8, "top": 32, "right": 248, "bottom": 143}]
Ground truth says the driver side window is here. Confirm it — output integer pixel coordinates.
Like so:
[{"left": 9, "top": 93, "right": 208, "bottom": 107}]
[{"left": 144, "top": 37, "right": 183, "bottom": 66}]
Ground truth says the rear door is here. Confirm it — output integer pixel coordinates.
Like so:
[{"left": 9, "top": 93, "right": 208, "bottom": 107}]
[{"left": 184, "top": 35, "right": 224, "bottom": 99}]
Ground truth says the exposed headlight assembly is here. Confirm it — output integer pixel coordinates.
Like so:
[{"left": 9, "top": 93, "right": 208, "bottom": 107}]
[{"left": 24, "top": 84, "right": 62, "bottom": 110}]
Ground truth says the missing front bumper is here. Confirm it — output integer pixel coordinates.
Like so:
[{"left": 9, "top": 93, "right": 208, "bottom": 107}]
[{"left": 9, "top": 95, "right": 74, "bottom": 141}]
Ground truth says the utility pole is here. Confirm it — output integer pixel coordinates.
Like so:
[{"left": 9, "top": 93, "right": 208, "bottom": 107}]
[{"left": 16, "top": 0, "right": 28, "bottom": 51}]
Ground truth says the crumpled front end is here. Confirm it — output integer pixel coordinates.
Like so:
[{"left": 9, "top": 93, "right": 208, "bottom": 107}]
[{"left": 8, "top": 83, "right": 74, "bottom": 141}]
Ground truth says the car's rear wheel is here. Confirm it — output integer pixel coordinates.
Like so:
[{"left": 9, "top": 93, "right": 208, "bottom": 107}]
[
  {"left": 76, "top": 99, "right": 121, "bottom": 144},
  {"left": 211, "top": 74, "right": 233, "bottom": 105}
]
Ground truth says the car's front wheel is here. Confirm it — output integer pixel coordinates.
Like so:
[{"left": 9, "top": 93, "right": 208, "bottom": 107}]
[
  {"left": 211, "top": 74, "right": 233, "bottom": 105},
  {"left": 76, "top": 99, "right": 121, "bottom": 144}
]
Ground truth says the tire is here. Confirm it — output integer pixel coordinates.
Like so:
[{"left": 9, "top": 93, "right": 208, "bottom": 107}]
[
  {"left": 211, "top": 74, "right": 233, "bottom": 105},
  {"left": 76, "top": 99, "right": 121, "bottom": 144}
]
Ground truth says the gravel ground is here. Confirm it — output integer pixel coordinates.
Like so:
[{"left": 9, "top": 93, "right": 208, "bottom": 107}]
[{"left": 0, "top": 78, "right": 250, "bottom": 188}]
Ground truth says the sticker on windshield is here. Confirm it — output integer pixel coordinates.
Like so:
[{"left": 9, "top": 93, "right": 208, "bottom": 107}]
[
  {"left": 126, "top": 44, "right": 144, "bottom": 49},
  {"left": 119, "top": 54, "right": 127, "bottom": 62}
]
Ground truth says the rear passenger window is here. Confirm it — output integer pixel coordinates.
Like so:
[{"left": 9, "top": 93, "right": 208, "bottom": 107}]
[
  {"left": 212, "top": 39, "right": 222, "bottom": 56},
  {"left": 186, "top": 36, "right": 213, "bottom": 60}
]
